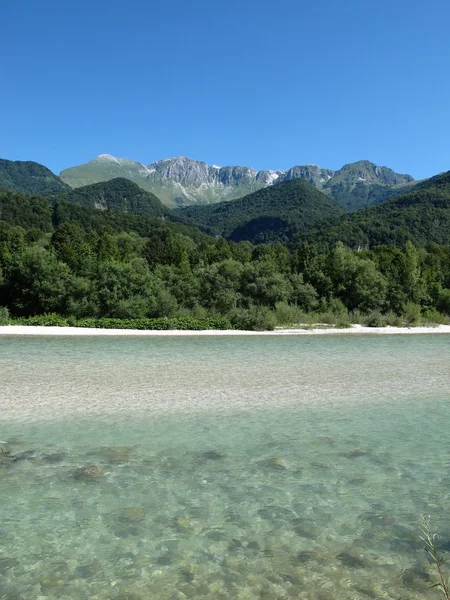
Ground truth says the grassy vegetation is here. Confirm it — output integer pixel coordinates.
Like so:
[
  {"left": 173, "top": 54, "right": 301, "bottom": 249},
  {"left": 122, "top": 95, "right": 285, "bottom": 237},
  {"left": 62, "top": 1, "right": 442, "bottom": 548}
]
[
  {"left": 4, "top": 314, "right": 232, "bottom": 330},
  {"left": 420, "top": 516, "right": 450, "bottom": 599}
]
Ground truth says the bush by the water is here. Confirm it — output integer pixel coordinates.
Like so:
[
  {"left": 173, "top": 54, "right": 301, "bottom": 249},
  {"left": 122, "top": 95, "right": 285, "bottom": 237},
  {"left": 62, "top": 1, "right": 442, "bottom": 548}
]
[
  {"left": 11, "top": 315, "right": 232, "bottom": 330},
  {"left": 2, "top": 190, "right": 450, "bottom": 331},
  {"left": 0, "top": 305, "right": 10, "bottom": 325}
]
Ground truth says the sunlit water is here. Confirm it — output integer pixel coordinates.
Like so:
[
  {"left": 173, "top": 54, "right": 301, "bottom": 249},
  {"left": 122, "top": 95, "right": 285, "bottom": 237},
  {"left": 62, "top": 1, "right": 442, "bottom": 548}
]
[{"left": 1, "top": 334, "right": 449, "bottom": 599}]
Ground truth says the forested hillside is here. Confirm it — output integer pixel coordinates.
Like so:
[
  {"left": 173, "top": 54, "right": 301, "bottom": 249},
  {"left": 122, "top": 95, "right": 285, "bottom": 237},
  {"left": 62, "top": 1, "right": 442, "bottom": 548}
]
[
  {"left": 176, "top": 179, "right": 345, "bottom": 244},
  {"left": 65, "top": 178, "right": 166, "bottom": 218},
  {"left": 1, "top": 190, "right": 450, "bottom": 330},
  {"left": 0, "top": 159, "right": 70, "bottom": 197},
  {"left": 303, "top": 171, "right": 450, "bottom": 248}
]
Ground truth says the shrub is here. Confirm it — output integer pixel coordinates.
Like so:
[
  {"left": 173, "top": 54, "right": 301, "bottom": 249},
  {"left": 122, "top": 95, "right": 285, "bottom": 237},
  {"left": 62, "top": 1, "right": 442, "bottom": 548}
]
[
  {"left": 403, "top": 302, "right": 421, "bottom": 325},
  {"left": 9, "top": 315, "right": 232, "bottom": 331},
  {"left": 0, "top": 306, "right": 10, "bottom": 325},
  {"left": 228, "top": 306, "right": 276, "bottom": 331},
  {"left": 437, "top": 289, "right": 450, "bottom": 317},
  {"left": 361, "top": 311, "right": 385, "bottom": 327},
  {"left": 274, "top": 302, "right": 305, "bottom": 326}
]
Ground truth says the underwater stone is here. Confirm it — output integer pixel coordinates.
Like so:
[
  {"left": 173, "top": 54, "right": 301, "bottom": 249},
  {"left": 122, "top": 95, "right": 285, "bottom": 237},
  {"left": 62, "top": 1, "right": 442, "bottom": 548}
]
[
  {"left": 246, "top": 540, "right": 262, "bottom": 551},
  {"left": 115, "top": 592, "right": 143, "bottom": 600},
  {"left": 0, "top": 452, "right": 14, "bottom": 468},
  {"left": 101, "top": 446, "right": 133, "bottom": 463},
  {"left": 227, "top": 538, "right": 243, "bottom": 551},
  {"left": 12, "top": 450, "right": 36, "bottom": 462},
  {"left": 171, "top": 517, "right": 194, "bottom": 533},
  {"left": 0, "top": 557, "right": 18, "bottom": 573},
  {"left": 75, "top": 561, "right": 101, "bottom": 579},
  {"left": 362, "top": 512, "right": 395, "bottom": 527},
  {"left": 42, "top": 452, "right": 67, "bottom": 463},
  {"left": 296, "top": 550, "right": 318, "bottom": 563},
  {"left": 114, "top": 525, "right": 142, "bottom": 538},
  {"left": 72, "top": 465, "right": 103, "bottom": 480},
  {"left": 339, "top": 449, "right": 368, "bottom": 459},
  {"left": 402, "top": 566, "right": 431, "bottom": 591},
  {"left": 206, "top": 529, "right": 226, "bottom": 540},
  {"left": 291, "top": 518, "right": 321, "bottom": 539},
  {"left": 336, "top": 549, "right": 372, "bottom": 569},
  {"left": 202, "top": 450, "right": 226, "bottom": 460},
  {"left": 258, "top": 457, "right": 288, "bottom": 470},
  {"left": 118, "top": 507, "right": 145, "bottom": 523}
]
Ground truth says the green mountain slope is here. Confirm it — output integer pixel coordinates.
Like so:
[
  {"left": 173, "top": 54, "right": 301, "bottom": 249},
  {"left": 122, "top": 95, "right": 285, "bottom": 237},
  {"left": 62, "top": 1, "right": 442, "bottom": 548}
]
[
  {"left": 176, "top": 179, "right": 345, "bottom": 244},
  {"left": 0, "top": 191, "right": 53, "bottom": 231},
  {"left": 60, "top": 154, "right": 415, "bottom": 210},
  {"left": 65, "top": 178, "right": 166, "bottom": 219},
  {"left": 0, "top": 159, "right": 70, "bottom": 197},
  {"left": 0, "top": 189, "right": 212, "bottom": 245},
  {"left": 320, "top": 160, "right": 415, "bottom": 211},
  {"left": 304, "top": 170, "right": 450, "bottom": 248}
]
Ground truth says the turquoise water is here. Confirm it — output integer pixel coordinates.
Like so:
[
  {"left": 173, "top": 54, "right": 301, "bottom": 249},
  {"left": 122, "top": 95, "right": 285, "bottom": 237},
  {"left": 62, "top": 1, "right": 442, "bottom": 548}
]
[{"left": 1, "top": 334, "right": 449, "bottom": 599}]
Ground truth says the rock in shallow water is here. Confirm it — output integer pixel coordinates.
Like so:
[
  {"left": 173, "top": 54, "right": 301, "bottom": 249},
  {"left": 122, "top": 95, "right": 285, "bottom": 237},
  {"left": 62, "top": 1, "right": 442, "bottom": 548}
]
[
  {"left": 257, "top": 457, "right": 288, "bottom": 470},
  {"left": 402, "top": 566, "right": 432, "bottom": 591},
  {"left": 118, "top": 506, "right": 146, "bottom": 523},
  {"left": 0, "top": 557, "right": 18, "bottom": 573},
  {"left": 42, "top": 452, "right": 67, "bottom": 463},
  {"left": 202, "top": 450, "right": 226, "bottom": 460},
  {"left": 100, "top": 446, "right": 133, "bottom": 463},
  {"left": 339, "top": 449, "right": 368, "bottom": 459},
  {"left": 72, "top": 465, "right": 103, "bottom": 481}
]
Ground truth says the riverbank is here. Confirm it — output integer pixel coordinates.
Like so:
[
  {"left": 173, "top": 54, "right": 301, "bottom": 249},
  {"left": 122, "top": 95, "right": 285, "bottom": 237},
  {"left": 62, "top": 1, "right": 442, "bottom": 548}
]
[{"left": 1, "top": 324, "right": 450, "bottom": 335}]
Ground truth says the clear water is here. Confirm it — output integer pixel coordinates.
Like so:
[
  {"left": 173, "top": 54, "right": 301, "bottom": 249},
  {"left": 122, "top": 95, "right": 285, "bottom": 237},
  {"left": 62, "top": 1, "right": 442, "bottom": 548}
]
[{"left": 1, "top": 334, "right": 449, "bottom": 599}]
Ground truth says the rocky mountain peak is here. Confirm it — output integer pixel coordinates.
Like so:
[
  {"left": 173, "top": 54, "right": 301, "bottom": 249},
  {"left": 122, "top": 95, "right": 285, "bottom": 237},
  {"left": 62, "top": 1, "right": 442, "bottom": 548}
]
[{"left": 60, "top": 154, "right": 415, "bottom": 210}]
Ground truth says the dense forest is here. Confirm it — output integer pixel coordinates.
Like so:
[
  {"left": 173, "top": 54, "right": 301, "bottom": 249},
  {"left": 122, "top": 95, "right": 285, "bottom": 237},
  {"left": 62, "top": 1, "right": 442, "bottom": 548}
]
[
  {"left": 302, "top": 171, "right": 450, "bottom": 249},
  {"left": 1, "top": 188, "right": 450, "bottom": 330},
  {"left": 0, "top": 159, "right": 70, "bottom": 197},
  {"left": 176, "top": 179, "right": 345, "bottom": 244}
]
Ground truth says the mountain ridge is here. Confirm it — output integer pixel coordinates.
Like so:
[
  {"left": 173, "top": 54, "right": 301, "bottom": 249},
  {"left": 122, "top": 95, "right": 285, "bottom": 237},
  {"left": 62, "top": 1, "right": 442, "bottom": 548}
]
[
  {"left": 0, "top": 159, "right": 70, "bottom": 197},
  {"left": 60, "top": 154, "right": 414, "bottom": 211}
]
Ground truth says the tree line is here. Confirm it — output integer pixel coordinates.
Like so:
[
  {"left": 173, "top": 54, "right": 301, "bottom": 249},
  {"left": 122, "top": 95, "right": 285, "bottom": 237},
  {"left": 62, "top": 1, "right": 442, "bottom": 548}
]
[{"left": 0, "top": 191, "right": 449, "bottom": 330}]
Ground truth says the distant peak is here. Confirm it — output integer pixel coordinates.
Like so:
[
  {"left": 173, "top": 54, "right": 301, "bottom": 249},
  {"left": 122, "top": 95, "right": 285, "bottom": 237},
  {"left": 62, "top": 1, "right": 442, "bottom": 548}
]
[{"left": 95, "top": 154, "right": 117, "bottom": 161}]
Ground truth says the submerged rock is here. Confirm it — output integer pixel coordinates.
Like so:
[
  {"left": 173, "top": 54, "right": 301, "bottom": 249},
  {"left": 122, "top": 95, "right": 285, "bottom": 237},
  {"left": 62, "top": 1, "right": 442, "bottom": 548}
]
[
  {"left": 0, "top": 451, "right": 14, "bottom": 469},
  {"left": 172, "top": 516, "right": 194, "bottom": 533},
  {"left": 336, "top": 546, "right": 375, "bottom": 569},
  {"left": 257, "top": 505, "right": 295, "bottom": 521},
  {"left": 360, "top": 512, "right": 395, "bottom": 527},
  {"left": 75, "top": 560, "right": 101, "bottom": 579},
  {"left": 118, "top": 507, "right": 145, "bottom": 523},
  {"left": 291, "top": 518, "right": 321, "bottom": 539},
  {"left": 202, "top": 450, "right": 226, "bottom": 460},
  {"left": 12, "top": 450, "right": 36, "bottom": 462},
  {"left": 206, "top": 529, "right": 226, "bottom": 541},
  {"left": 0, "top": 557, "right": 18, "bottom": 573},
  {"left": 402, "top": 566, "right": 431, "bottom": 591},
  {"left": 114, "top": 526, "right": 143, "bottom": 538},
  {"left": 115, "top": 592, "right": 143, "bottom": 600},
  {"left": 228, "top": 538, "right": 243, "bottom": 551},
  {"left": 339, "top": 449, "right": 368, "bottom": 459},
  {"left": 296, "top": 550, "right": 318, "bottom": 563},
  {"left": 72, "top": 465, "right": 103, "bottom": 481},
  {"left": 100, "top": 446, "right": 133, "bottom": 464},
  {"left": 257, "top": 457, "right": 288, "bottom": 470},
  {"left": 42, "top": 452, "right": 67, "bottom": 463}
]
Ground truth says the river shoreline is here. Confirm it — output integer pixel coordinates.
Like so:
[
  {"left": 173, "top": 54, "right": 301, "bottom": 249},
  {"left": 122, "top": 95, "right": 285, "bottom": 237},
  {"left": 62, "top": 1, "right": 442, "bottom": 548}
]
[{"left": 1, "top": 324, "right": 450, "bottom": 336}]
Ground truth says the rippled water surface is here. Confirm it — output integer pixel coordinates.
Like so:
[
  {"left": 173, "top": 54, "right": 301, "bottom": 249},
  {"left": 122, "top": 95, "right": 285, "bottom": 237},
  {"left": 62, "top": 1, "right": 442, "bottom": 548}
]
[{"left": 1, "top": 334, "right": 450, "bottom": 599}]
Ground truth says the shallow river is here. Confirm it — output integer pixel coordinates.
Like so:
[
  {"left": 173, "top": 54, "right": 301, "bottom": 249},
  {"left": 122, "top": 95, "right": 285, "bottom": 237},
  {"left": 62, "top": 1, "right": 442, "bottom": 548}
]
[{"left": 1, "top": 334, "right": 449, "bottom": 599}]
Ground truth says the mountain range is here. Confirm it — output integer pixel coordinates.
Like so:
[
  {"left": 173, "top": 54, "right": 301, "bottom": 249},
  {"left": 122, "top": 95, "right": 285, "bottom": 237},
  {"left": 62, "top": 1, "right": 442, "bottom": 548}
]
[
  {"left": 1, "top": 154, "right": 450, "bottom": 249},
  {"left": 59, "top": 155, "right": 415, "bottom": 211}
]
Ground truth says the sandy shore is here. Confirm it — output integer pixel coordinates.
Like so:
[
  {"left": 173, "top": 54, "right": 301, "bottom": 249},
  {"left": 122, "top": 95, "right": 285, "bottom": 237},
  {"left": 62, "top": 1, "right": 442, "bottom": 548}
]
[{"left": 1, "top": 324, "right": 450, "bottom": 336}]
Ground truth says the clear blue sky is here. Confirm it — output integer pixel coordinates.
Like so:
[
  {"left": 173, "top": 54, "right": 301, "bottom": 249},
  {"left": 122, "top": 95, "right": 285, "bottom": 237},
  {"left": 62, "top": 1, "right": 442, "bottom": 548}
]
[{"left": 1, "top": 0, "right": 449, "bottom": 179}]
